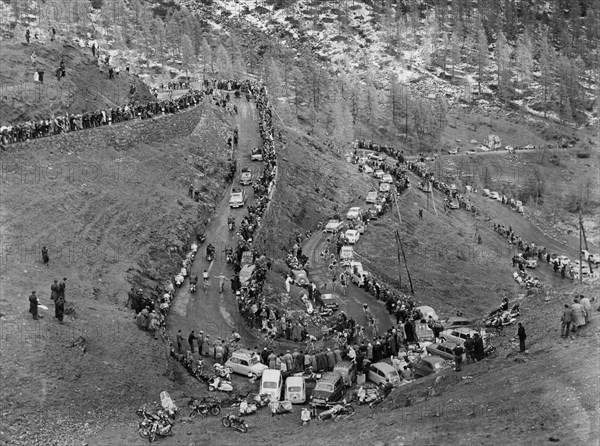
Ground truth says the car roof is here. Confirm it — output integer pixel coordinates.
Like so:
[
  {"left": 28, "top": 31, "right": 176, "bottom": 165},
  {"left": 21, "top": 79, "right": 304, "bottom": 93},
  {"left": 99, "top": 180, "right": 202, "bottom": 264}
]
[
  {"left": 262, "top": 369, "right": 282, "bottom": 379},
  {"left": 422, "top": 356, "right": 446, "bottom": 364},
  {"left": 231, "top": 349, "right": 254, "bottom": 357},
  {"left": 319, "top": 371, "right": 343, "bottom": 382}
]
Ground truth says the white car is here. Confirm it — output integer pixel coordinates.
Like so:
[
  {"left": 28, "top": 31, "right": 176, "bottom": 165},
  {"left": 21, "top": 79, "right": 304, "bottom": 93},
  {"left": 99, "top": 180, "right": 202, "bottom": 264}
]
[
  {"left": 346, "top": 207, "right": 362, "bottom": 220},
  {"left": 415, "top": 305, "right": 438, "bottom": 321},
  {"left": 324, "top": 219, "right": 345, "bottom": 233},
  {"left": 525, "top": 258, "right": 538, "bottom": 268},
  {"left": 373, "top": 170, "right": 385, "bottom": 179},
  {"left": 489, "top": 191, "right": 500, "bottom": 200},
  {"left": 240, "top": 168, "right": 252, "bottom": 186},
  {"left": 379, "top": 182, "right": 391, "bottom": 193},
  {"left": 368, "top": 153, "right": 386, "bottom": 163},
  {"left": 440, "top": 327, "right": 487, "bottom": 347},
  {"left": 557, "top": 255, "right": 570, "bottom": 266},
  {"left": 229, "top": 189, "right": 246, "bottom": 208},
  {"left": 589, "top": 254, "right": 600, "bottom": 265},
  {"left": 366, "top": 191, "right": 379, "bottom": 204},
  {"left": 251, "top": 148, "right": 263, "bottom": 161},
  {"left": 362, "top": 165, "right": 374, "bottom": 174},
  {"left": 483, "top": 189, "right": 491, "bottom": 197},
  {"left": 448, "top": 149, "right": 458, "bottom": 155},
  {"left": 381, "top": 174, "right": 393, "bottom": 184},
  {"left": 345, "top": 229, "right": 360, "bottom": 244},
  {"left": 340, "top": 246, "right": 354, "bottom": 261},
  {"left": 225, "top": 349, "right": 269, "bottom": 379}
]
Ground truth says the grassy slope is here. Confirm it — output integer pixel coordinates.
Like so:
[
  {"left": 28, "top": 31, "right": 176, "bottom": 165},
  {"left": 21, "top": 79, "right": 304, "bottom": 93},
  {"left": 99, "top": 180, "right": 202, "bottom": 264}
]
[
  {"left": 0, "top": 98, "right": 235, "bottom": 445},
  {"left": 0, "top": 40, "right": 154, "bottom": 124}
]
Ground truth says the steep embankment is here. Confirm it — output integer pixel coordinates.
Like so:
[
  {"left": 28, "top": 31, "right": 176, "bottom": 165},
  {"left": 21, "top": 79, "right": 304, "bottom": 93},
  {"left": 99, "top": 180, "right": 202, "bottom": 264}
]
[
  {"left": 0, "top": 40, "right": 153, "bottom": 124},
  {"left": 0, "top": 100, "right": 236, "bottom": 445}
]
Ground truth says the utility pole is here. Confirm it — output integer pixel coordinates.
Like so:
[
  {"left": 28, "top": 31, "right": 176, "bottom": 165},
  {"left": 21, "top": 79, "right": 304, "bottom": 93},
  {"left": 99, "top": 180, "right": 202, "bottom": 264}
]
[{"left": 396, "top": 230, "right": 414, "bottom": 294}]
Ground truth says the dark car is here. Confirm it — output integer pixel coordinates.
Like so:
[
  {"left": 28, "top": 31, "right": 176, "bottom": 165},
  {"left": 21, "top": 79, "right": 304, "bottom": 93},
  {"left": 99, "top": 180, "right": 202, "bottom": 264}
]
[
  {"left": 410, "top": 356, "right": 449, "bottom": 378},
  {"left": 425, "top": 342, "right": 457, "bottom": 361},
  {"left": 310, "top": 372, "right": 345, "bottom": 407}
]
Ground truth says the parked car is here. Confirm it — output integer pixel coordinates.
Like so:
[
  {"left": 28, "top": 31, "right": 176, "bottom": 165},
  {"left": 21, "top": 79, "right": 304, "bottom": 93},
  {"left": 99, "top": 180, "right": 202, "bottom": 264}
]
[
  {"left": 489, "top": 191, "right": 500, "bottom": 200},
  {"left": 366, "top": 207, "right": 380, "bottom": 220},
  {"left": 355, "top": 220, "right": 366, "bottom": 234},
  {"left": 366, "top": 191, "right": 379, "bottom": 204},
  {"left": 292, "top": 269, "right": 309, "bottom": 286},
  {"left": 439, "top": 316, "right": 473, "bottom": 327},
  {"left": 426, "top": 342, "right": 461, "bottom": 361},
  {"left": 229, "top": 188, "right": 246, "bottom": 208},
  {"left": 325, "top": 219, "right": 345, "bottom": 233},
  {"left": 439, "top": 327, "right": 487, "bottom": 347},
  {"left": 346, "top": 207, "right": 362, "bottom": 220},
  {"left": 367, "top": 362, "right": 401, "bottom": 386},
  {"left": 251, "top": 147, "right": 263, "bottom": 161},
  {"left": 340, "top": 246, "right": 354, "bottom": 261},
  {"left": 225, "top": 349, "right": 269, "bottom": 379},
  {"left": 368, "top": 153, "right": 386, "bottom": 163},
  {"left": 361, "top": 164, "right": 374, "bottom": 174},
  {"left": 447, "top": 148, "right": 458, "bottom": 155},
  {"left": 379, "top": 182, "right": 391, "bottom": 193},
  {"left": 557, "top": 255, "right": 571, "bottom": 266},
  {"left": 260, "top": 369, "right": 283, "bottom": 402},
  {"left": 240, "top": 167, "right": 252, "bottom": 186},
  {"left": 411, "top": 356, "right": 449, "bottom": 378},
  {"left": 525, "top": 258, "right": 538, "bottom": 268},
  {"left": 373, "top": 169, "right": 385, "bottom": 179},
  {"left": 333, "top": 361, "right": 357, "bottom": 387},
  {"left": 381, "top": 174, "right": 394, "bottom": 184},
  {"left": 310, "top": 372, "right": 345, "bottom": 407},
  {"left": 482, "top": 189, "right": 491, "bottom": 197},
  {"left": 285, "top": 376, "right": 306, "bottom": 404},
  {"left": 588, "top": 253, "right": 600, "bottom": 265},
  {"left": 345, "top": 229, "right": 360, "bottom": 244},
  {"left": 448, "top": 201, "right": 459, "bottom": 209},
  {"left": 414, "top": 305, "right": 438, "bottom": 321}
]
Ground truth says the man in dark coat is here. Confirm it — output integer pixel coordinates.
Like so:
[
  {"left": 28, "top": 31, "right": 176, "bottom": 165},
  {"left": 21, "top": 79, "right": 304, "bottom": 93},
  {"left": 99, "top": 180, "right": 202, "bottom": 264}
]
[
  {"left": 29, "top": 291, "right": 39, "bottom": 320},
  {"left": 41, "top": 246, "right": 49, "bottom": 265},
  {"left": 473, "top": 333, "right": 485, "bottom": 361},
  {"left": 517, "top": 323, "right": 527, "bottom": 352},
  {"left": 188, "top": 330, "right": 196, "bottom": 353},
  {"left": 55, "top": 295, "right": 65, "bottom": 323},
  {"left": 58, "top": 278, "right": 67, "bottom": 299},
  {"left": 50, "top": 280, "right": 60, "bottom": 301}
]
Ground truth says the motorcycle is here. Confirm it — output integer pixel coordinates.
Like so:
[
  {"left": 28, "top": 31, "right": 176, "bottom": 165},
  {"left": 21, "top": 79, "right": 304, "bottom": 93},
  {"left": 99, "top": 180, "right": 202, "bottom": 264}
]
[
  {"left": 189, "top": 282, "right": 197, "bottom": 294},
  {"left": 189, "top": 400, "right": 221, "bottom": 418},
  {"left": 221, "top": 414, "right": 248, "bottom": 433},
  {"left": 137, "top": 410, "right": 173, "bottom": 442},
  {"left": 228, "top": 218, "right": 235, "bottom": 231},
  {"left": 207, "top": 245, "right": 215, "bottom": 262},
  {"left": 208, "top": 376, "right": 233, "bottom": 392},
  {"left": 213, "top": 364, "right": 233, "bottom": 380},
  {"left": 174, "top": 274, "right": 184, "bottom": 288}
]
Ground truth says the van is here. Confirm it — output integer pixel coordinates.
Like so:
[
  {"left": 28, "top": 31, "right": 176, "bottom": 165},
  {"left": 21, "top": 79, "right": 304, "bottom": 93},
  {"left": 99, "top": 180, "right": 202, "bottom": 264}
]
[
  {"left": 284, "top": 376, "right": 306, "bottom": 404},
  {"left": 310, "top": 372, "right": 345, "bottom": 407},
  {"left": 367, "top": 362, "right": 401, "bottom": 386},
  {"left": 260, "top": 369, "right": 283, "bottom": 402},
  {"left": 340, "top": 246, "right": 354, "bottom": 261},
  {"left": 333, "top": 361, "right": 357, "bottom": 386}
]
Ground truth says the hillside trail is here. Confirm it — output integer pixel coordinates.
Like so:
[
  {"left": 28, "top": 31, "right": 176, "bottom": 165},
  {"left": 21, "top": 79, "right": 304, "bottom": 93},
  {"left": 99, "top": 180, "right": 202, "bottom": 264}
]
[{"left": 166, "top": 97, "right": 261, "bottom": 346}]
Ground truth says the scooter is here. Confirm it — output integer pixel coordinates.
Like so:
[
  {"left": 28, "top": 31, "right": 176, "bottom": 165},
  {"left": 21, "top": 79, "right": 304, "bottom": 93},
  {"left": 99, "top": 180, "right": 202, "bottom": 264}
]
[
  {"left": 222, "top": 414, "right": 248, "bottom": 433},
  {"left": 208, "top": 376, "right": 233, "bottom": 392},
  {"left": 189, "top": 282, "right": 197, "bottom": 294},
  {"left": 213, "top": 364, "right": 233, "bottom": 380}
]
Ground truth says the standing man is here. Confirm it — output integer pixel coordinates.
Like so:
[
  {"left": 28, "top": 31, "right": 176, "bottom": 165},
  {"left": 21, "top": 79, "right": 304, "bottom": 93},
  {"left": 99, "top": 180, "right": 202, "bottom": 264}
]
[
  {"left": 463, "top": 334, "right": 476, "bottom": 364},
  {"left": 188, "top": 330, "right": 196, "bottom": 353},
  {"left": 41, "top": 246, "right": 49, "bottom": 265},
  {"left": 579, "top": 295, "right": 592, "bottom": 325},
  {"left": 197, "top": 331, "right": 204, "bottom": 356},
  {"left": 50, "top": 280, "right": 60, "bottom": 301},
  {"left": 58, "top": 278, "right": 67, "bottom": 300},
  {"left": 560, "top": 304, "right": 574, "bottom": 338},
  {"left": 517, "top": 323, "right": 527, "bottom": 352},
  {"left": 188, "top": 183, "right": 194, "bottom": 198},
  {"left": 29, "top": 291, "right": 40, "bottom": 320},
  {"left": 25, "top": 29, "right": 30, "bottom": 43},
  {"left": 55, "top": 294, "right": 65, "bottom": 323},
  {"left": 176, "top": 330, "right": 184, "bottom": 353}
]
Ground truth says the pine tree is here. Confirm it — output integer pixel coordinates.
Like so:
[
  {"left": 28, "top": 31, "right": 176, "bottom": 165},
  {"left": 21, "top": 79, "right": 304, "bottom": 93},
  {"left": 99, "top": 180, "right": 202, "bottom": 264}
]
[
  {"left": 475, "top": 19, "right": 488, "bottom": 95},
  {"left": 200, "top": 38, "right": 212, "bottom": 78},
  {"left": 515, "top": 31, "right": 534, "bottom": 91},
  {"left": 538, "top": 30, "right": 555, "bottom": 118},
  {"left": 363, "top": 73, "right": 379, "bottom": 140},
  {"left": 215, "top": 44, "right": 233, "bottom": 78},
  {"left": 440, "top": 32, "right": 450, "bottom": 71},
  {"left": 495, "top": 31, "right": 512, "bottom": 98},
  {"left": 231, "top": 41, "right": 245, "bottom": 79},
  {"left": 331, "top": 91, "right": 355, "bottom": 153},
  {"left": 290, "top": 66, "right": 304, "bottom": 117},
  {"left": 154, "top": 18, "right": 166, "bottom": 68},
  {"left": 450, "top": 29, "right": 461, "bottom": 79},
  {"left": 181, "top": 34, "right": 195, "bottom": 78}
]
